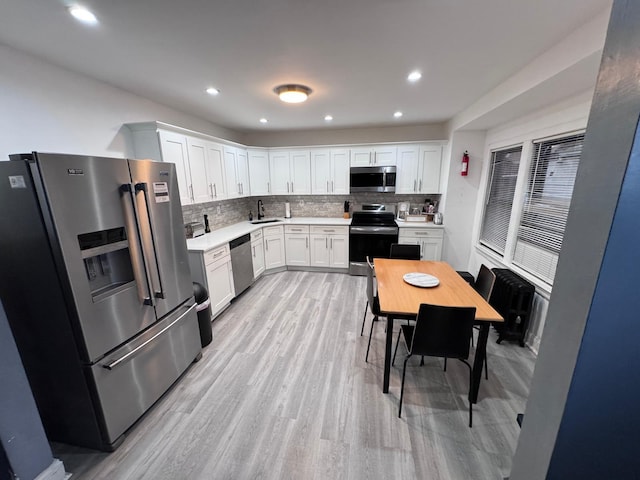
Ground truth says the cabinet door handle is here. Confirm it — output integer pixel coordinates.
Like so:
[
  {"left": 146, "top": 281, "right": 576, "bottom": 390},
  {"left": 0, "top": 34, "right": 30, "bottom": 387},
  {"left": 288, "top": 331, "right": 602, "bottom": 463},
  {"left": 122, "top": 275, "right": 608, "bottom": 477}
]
[
  {"left": 209, "top": 183, "right": 213, "bottom": 197},
  {"left": 306, "top": 237, "right": 309, "bottom": 248},
  {"left": 267, "top": 182, "right": 270, "bottom": 193},
  {"left": 330, "top": 238, "right": 333, "bottom": 249},
  {"left": 287, "top": 182, "right": 289, "bottom": 193},
  {"left": 325, "top": 237, "right": 328, "bottom": 249},
  {"left": 253, "top": 246, "right": 255, "bottom": 257},
  {"left": 413, "top": 180, "right": 416, "bottom": 192},
  {"left": 189, "top": 185, "right": 194, "bottom": 200},
  {"left": 331, "top": 181, "right": 334, "bottom": 192},
  {"left": 418, "top": 179, "right": 422, "bottom": 191},
  {"left": 373, "top": 152, "right": 376, "bottom": 165},
  {"left": 291, "top": 181, "right": 294, "bottom": 192},
  {"left": 265, "top": 240, "right": 268, "bottom": 251},
  {"left": 327, "top": 180, "right": 329, "bottom": 192}
]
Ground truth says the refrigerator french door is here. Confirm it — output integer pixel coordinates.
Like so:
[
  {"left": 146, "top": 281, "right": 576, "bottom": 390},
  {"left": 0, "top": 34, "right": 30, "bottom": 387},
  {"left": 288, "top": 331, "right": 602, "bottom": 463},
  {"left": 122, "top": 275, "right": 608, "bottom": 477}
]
[{"left": 0, "top": 153, "right": 201, "bottom": 451}]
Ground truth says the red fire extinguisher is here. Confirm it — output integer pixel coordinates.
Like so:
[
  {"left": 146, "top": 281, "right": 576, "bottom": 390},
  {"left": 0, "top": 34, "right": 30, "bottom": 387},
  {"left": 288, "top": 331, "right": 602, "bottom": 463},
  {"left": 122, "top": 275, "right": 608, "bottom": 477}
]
[{"left": 461, "top": 150, "right": 469, "bottom": 176}]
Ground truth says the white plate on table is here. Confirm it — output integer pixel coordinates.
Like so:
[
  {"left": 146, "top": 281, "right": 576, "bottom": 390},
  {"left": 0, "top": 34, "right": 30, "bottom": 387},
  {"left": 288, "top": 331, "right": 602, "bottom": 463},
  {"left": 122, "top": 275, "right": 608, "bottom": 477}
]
[{"left": 403, "top": 272, "right": 440, "bottom": 288}]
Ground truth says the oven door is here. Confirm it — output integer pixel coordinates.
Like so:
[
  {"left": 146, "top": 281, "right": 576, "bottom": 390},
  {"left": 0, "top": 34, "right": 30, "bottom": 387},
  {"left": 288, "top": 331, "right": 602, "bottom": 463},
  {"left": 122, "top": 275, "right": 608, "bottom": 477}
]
[{"left": 349, "top": 226, "right": 399, "bottom": 275}]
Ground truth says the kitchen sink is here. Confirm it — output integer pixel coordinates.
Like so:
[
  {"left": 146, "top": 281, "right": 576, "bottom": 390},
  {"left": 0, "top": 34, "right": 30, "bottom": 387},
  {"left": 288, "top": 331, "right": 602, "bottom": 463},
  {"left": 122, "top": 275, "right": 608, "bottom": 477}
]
[{"left": 250, "top": 218, "right": 282, "bottom": 224}]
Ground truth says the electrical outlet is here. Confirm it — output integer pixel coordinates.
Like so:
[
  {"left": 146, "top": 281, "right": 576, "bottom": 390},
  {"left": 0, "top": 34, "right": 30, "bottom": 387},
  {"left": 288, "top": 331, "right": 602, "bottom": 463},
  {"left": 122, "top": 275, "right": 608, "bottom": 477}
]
[{"left": 216, "top": 205, "right": 221, "bottom": 214}]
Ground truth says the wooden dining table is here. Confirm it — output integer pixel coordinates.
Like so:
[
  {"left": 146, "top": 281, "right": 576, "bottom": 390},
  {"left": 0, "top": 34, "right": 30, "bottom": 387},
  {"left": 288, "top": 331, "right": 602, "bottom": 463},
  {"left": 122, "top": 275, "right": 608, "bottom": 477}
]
[{"left": 373, "top": 259, "right": 504, "bottom": 403}]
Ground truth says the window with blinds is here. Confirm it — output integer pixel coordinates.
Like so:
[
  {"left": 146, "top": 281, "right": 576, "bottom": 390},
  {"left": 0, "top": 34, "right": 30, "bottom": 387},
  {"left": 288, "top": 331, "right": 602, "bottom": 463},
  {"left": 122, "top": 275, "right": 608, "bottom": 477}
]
[
  {"left": 479, "top": 146, "right": 522, "bottom": 255},
  {"left": 513, "top": 133, "right": 584, "bottom": 283}
]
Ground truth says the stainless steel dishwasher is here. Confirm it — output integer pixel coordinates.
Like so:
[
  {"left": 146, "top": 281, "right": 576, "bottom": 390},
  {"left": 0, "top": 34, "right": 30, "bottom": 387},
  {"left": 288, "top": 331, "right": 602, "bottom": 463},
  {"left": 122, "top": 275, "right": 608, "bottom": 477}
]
[{"left": 229, "top": 234, "right": 254, "bottom": 296}]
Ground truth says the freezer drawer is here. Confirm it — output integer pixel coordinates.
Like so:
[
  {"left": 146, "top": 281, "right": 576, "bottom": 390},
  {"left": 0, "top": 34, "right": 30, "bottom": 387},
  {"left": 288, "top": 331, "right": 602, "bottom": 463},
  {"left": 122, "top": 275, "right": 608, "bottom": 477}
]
[{"left": 89, "top": 300, "right": 201, "bottom": 447}]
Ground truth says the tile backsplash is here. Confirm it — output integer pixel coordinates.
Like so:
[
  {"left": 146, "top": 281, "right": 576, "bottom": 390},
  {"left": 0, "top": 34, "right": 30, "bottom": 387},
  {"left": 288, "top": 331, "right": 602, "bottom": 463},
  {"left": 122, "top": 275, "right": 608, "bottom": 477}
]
[{"left": 182, "top": 193, "right": 440, "bottom": 232}]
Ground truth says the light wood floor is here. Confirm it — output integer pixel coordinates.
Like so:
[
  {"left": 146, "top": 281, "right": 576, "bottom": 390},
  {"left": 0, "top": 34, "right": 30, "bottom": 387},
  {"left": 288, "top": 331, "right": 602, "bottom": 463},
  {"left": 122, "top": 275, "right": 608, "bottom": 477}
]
[{"left": 54, "top": 271, "right": 536, "bottom": 479}]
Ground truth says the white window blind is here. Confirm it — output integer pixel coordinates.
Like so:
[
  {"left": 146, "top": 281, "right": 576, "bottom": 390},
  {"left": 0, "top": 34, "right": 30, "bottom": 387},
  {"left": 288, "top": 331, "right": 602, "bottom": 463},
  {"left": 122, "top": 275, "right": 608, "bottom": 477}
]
[
  {"left": 513, "top": 133, "right": 584, "bottom": 283},
  {"left": 479, "top": 146, "right": 522, "bottom": 255}
]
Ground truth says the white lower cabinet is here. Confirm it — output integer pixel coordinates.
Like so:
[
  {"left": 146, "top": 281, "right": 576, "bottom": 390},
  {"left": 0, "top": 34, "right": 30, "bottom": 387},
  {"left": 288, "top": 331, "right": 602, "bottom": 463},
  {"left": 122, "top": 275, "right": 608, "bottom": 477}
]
[
  {"left": 309, "top": 226, "right": 349, "bottom": 268},
  {"left": 263, "top": 225, "right": 285, "bottom": 270},
  {"left": 188, "top": 244, "right": 235, "bottom": 320},
  {"left": 398, "top": 227, "right": 444, "bottom": 261},
  {"left": 251, "top": 229, "right": 265, "bottom": 278},
  {"left": 284, "top": 225, "right": 310, "bottom": 266}
]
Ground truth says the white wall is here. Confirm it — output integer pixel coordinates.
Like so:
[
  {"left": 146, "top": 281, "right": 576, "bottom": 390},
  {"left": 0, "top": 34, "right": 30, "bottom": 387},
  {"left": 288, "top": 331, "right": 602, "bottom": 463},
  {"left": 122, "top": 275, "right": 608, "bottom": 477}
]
[
  {"left": 241, "top": 123, "right": 447, "bottom": 148},
  {"left": 0, "top": 45, "right": 242, "bottom": 160},
  {"left": 466, "top": 91, "right": 593, "bottom": 353},
  {"left": 439, "top": 130, "right": 486, "bottom": 270}
]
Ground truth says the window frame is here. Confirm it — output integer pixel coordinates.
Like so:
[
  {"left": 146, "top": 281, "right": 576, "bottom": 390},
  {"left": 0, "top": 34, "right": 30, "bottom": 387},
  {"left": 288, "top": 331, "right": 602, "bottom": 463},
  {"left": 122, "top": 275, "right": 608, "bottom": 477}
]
[{"left": 475, "top": 129, "right": 585, "bottom": 291}]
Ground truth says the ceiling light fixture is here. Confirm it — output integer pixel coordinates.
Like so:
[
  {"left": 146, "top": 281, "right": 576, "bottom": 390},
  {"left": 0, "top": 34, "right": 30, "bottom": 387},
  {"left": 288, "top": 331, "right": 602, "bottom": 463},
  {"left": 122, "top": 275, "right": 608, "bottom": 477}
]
[
  {"left": 259, "top": 118, "right": 268, "bottom": 124},
  {"left": 407, "top": 71, "right": 422, "bottom": 82},
  {"left": 274, "top": 84, "right": 312, "bottom": 104},
  {"left": 324, "top": 115, "right": 333, "bottom": 121},
  {"left": 68, "top": 5, "right": 98, "bottom": 25},
  {"left": 394, "top": 111, "right": 403, "bottom": 118},
  {"left": 206, "top": 87, "right": 220, "bottom": 96}
]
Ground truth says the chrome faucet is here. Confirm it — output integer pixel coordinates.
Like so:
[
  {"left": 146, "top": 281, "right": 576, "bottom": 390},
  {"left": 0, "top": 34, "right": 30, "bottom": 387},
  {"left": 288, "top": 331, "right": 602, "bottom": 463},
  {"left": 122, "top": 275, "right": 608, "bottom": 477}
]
[{"left": 257, "top": 200, "right": 265, "bottom": 220}]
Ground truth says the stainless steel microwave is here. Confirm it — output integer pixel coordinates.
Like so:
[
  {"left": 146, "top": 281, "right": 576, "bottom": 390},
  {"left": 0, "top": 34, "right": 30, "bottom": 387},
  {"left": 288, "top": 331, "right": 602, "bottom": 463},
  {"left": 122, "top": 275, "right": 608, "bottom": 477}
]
[{"left": 350, "top": 166, "right": 396, "bottom": 193}]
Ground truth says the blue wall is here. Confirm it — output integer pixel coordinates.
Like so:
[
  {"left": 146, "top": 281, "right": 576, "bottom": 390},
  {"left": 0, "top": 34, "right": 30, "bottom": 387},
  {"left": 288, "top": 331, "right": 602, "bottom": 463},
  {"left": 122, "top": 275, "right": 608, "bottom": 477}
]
[
  {"left": 547, "top": 122, "right": 640, "bottom": 478},
  {"left": 0, "top": 301, "right": 54, "bottom": 480}
]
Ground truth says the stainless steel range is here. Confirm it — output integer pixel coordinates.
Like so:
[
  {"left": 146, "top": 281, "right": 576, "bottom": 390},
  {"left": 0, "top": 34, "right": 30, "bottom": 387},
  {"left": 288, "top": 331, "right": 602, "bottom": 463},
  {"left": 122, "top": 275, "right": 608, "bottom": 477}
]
[{"left": 349, "top": 204, "right": 399, "bottom": 275}]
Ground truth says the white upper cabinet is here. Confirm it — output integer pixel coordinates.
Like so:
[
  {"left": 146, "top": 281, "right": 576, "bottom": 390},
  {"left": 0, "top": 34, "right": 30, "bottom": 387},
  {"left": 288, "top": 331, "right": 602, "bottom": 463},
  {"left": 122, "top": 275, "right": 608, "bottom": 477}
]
[
  {"left": 418, "top": 145, "right": 442, "bottom": 194},
  {"left": 269, "top": 150, "right": 311, "bottom": 195},
  {"left": 157, "top": 130, "right": 193, "bottom": 205},
  {"left": 395, "top": 144, "right": 443, "bottom": 194},
  {"left": 224, "top": 146, "right": 250, "bottom": 198},
  {"left": 311, "top": 148, "right": 350, "bottom": 195},
  {"left": 396, "top": 144, "right": 420, "bottom": 194},
  {"left": 187, "top": 138, "right": 227, "bottom": 203},
  {"left": 205, "top": 142, "right": 226, "bottom": 200},
  {"left": 350, "top": 145, "right": 397, "bottom": 166},
  {"left": 269, "top": 151, "right": 292, "bottom": 195},
  {"left": 248, "top": 149, "right": 271, "bottom": 196},
  {"left": 130, "top": 124, "right": 227, "bottom": 205}
]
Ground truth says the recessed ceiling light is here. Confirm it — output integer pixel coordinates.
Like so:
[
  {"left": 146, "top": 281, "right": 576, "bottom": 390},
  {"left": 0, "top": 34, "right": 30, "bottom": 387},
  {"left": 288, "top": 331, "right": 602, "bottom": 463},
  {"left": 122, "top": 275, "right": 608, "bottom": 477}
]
[
  {"left": 394, "top": 111, "right": 403, "bottom": 118},
  {"left": 273, "top": 84, "right": 312, "bottom": 103},
  {"left": 68, "top": 5, "right": 98, "bottom": 25},
  {"left": 324, "top": 115, "right": 333, "bottom": 121},
  {"left": 259, "top": 118, "right": 268, "bottom": 124},
  {"left": 407, "top": 71, "right": 422, "bottom": 82},
  {"left": 206, "top": 87, "right": 220, "bottom": 96}
]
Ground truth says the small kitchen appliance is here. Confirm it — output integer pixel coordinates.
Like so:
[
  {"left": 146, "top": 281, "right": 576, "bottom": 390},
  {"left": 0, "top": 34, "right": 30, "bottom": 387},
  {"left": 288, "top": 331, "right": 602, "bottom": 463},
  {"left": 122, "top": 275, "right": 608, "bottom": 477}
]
[
  {"left": 185, "top": 221, "right": 205, "bottom": 238},
  {"left": 397, "top": 202, "right": 410, "bottom": 220}
]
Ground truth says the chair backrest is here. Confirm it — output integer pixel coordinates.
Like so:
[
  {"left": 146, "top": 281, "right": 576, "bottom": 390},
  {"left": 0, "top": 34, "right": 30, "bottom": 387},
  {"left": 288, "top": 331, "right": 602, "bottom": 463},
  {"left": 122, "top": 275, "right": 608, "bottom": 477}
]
[
  {"left": 389, "top": 243, "right": 421, "bottom": 260},
  {"left": 474, "top": 264, "right": 496, "bottom": 301},
  {"left": 365, "top": 256, "right": 376, "bottom": 308},
  {"left": 409, "top": 304, "right": 476, "bottom": 359}
]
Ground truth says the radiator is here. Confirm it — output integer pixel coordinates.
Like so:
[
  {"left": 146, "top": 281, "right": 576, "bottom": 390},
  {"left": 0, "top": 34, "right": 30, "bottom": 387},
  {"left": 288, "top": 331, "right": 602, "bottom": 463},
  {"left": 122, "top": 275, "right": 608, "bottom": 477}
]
[{"left": 489, "top": 268, "right": 535, "bottom": 347}]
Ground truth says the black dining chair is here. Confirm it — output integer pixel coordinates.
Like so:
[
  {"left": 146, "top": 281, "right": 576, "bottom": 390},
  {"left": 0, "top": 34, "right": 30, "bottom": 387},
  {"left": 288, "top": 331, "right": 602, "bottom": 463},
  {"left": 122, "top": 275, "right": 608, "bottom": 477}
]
[
  {"left": 392, "top": 303, "right": 477, "bottom": 426},
  {"left": 472, "top": 265, "right": 496, "bottom": 380},
  {"left": 361, "top": 257, "right": 385, "bottom": 362},
  {"left": 389, "top": 243, "right": 421, "bottom": 260}
]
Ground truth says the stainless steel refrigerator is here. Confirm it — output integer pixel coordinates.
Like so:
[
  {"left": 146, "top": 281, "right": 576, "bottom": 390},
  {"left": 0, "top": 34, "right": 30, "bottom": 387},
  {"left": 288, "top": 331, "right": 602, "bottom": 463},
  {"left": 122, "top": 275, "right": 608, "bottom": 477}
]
[{"left": 0, "top": 152, "right": 202, "bottom": 451}]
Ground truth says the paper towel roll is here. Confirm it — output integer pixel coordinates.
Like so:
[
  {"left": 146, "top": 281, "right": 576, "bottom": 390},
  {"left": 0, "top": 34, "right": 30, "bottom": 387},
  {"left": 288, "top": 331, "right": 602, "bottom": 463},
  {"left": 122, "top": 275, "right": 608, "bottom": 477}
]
[{"left": 285, "top": 202, "right": 291, "bottom": 218}]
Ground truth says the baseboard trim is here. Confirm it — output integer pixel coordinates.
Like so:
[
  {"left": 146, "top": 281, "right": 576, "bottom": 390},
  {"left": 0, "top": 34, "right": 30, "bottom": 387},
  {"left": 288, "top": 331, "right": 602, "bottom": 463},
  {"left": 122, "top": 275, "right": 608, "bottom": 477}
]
[{"left": 35, "top": 459, "right": 66, "bottom": 480}]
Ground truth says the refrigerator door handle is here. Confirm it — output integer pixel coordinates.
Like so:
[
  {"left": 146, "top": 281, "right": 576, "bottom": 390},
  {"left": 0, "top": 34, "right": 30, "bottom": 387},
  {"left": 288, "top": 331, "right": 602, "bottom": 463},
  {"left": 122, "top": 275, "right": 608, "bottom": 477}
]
[
  {"left": 120, "top": 183, "right": 154, "bottom": 306},
  {"left": 102, "top": 302, "right": 197, "bottom": 370},
  {"left": 134, "top": 183, "right": 165, "bottom": 299}
]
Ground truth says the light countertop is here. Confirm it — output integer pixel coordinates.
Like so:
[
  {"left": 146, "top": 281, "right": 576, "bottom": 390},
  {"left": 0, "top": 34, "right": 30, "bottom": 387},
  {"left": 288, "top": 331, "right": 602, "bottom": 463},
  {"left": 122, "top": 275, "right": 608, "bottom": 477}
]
[
  {"left": 187, "top": 216, "right": 444, "bottom": 252},
  {"left": 187, "top": 217, "right": 351, "bottom": 252}
]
